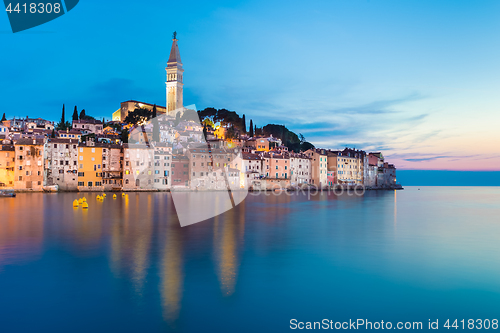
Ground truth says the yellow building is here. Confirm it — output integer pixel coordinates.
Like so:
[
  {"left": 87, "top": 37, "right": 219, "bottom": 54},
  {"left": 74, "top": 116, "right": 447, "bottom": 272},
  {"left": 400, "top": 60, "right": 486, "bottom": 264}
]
[
  {"left": 77, "top": 143, "right": 104, "bottom": 191},
  {"left": 0, "top": 144, "right": 15, "bottom": 188}
]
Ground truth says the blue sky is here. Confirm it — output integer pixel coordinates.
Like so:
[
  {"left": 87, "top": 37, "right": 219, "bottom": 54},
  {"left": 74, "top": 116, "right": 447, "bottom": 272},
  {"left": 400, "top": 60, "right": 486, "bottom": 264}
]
[{"left": 1, "top": 0, "right": 500, "bottom": 170}]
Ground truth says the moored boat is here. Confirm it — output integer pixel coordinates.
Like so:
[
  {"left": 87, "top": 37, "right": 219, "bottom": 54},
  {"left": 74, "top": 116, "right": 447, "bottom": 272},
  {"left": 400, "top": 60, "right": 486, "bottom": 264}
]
[
  {"left": 0, "top": 190, "right": 16, "bottom": 197},
  {"left": 42, "top": 185, "right": 59, "bottom": 192}
]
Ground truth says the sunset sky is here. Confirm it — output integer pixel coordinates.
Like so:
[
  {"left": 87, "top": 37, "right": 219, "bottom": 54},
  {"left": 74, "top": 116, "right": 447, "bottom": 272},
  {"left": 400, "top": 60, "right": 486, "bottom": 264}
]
[{"left": 1, "top": 0, "right": 499, "bottom": 170}]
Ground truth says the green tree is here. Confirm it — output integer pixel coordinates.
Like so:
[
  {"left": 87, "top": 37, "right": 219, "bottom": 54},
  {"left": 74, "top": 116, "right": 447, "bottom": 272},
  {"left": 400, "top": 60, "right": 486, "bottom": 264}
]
[
  {"left": 1, "top": 113, "right": 6, "bottom": 122},
  {"left": 123, "top": 108, "right": 152, "bottom": 125},
  {"left": 152, "top": 104, "right": 160, "bottom": 142},
  {"left": 174, "top": 112, "right": 181, "bottom": 126},
  {"left": 300, "top": 141, "right": 315, "bottom": 152},
  {"left": 56, "top": 104, "right": 67, "bottom": 130},
  {"left": 120, "top": 128, "right": 129, "bottom": 143},
  {"left": 79, "top": 108, "right": 86, "bottom": 120},
  {"left": 51, "top": 129, "right": 56, "bottom": 138},
  {"left": 249, "top": 119, "right": 254, "bottom": 137},
  {"left": 72, "top": 106, "right": 78, "bottom": 121},
  {"left": 241, "top": 114, "right": 246, "bottom": 133}
]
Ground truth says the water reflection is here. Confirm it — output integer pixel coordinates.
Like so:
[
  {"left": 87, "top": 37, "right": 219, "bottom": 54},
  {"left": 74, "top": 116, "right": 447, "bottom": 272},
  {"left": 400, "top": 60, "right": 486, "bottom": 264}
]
[
  {"left": 0, "top": 195, "right": 44, "bottom": 271},
  {"left": 3, "top": 189, "right": 500, "bottom": 332},
  {"left": 213, "top": 204, "right": 245, "bottom": 296}
]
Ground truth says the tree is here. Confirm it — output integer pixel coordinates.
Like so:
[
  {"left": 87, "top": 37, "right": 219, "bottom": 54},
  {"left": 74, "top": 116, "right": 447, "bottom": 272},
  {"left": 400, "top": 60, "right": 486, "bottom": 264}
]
[
  {"left": 152, "top": 105, "right": 160, "bottom": 142},
  {"left": 254, "top": 124, "right": 257, "bottom": 136},
  {"left": 300, "top": 141, "right": 315, "bottom": 152},
  {"left": 120, "top": 128, "right": 129, "bottom": 143},
  {"left": 249, "top": 119, "right": 254, "bottom": 137},
  {"left": 56, "top": 104, "right": 67, "bottom": 130},
  {"left": 123, "top": 108, "right": 152, "bottom": 125},
  {"left": 72, "top": 106, "right": 78, "bottom": 121},
  {"left": 152, "top": 104, "right": 157, "bottom": 118},
  {"left": 79, "top": 109, "right": 85, "bottom": 120},
  {"left": 241, "top": 114, "right": 246, "bottom": 133},
  {"left": 174, "top": 112, "right": 181, "bottom": 126},
  {"left": 1, "top": 113, "right": 6, "bottom": 122},
  {"left": 51, "top": 129, "right": 56, "bottom": 138}
]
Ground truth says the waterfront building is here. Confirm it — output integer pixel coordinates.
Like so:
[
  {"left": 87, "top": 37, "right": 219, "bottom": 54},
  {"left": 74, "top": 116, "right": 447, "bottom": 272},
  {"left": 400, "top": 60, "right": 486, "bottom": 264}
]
[
  {"left": 153, "top": 143, "right": 172, "bottom": 190},
  {"left": 77, "top": 142, "right": 104, "bottom": 191},
  {"left": 239, "top": 152, "right": 263, "bottom": 188},
  {"left": 44, "top": 138, "right": 79, "bottom": 191},
  {"left": 0, "top": 143, "right": 15, "bottom": 188},
  {"left": 336, "top": 148, "right": 365, "bottom": 185},
  {"left": 14, "top": 138, "right": 45, "bottom": 191},
  {"left": 72, "top": 119, "right": 103, "bottom": 135},
  {"left": 102, "top": 144, "right": 123, "bottom": 191},
  {"left": 289, "top": 153, "right": 311, "bottom": 186},
  {"left": 305, "top": 148, "right": 327, "bottom": 188},
  {"left": 171, "top": 154, "right": 189, "bottom": 188},
  {"left": 122, "top": 144, "right": 155, "bottom": 190}
]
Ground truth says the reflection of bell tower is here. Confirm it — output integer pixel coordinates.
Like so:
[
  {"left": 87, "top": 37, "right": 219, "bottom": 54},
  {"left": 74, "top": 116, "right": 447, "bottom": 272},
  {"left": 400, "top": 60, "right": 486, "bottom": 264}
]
[{"left": 166, "top": 31, "right": 184, "bottom": 115}]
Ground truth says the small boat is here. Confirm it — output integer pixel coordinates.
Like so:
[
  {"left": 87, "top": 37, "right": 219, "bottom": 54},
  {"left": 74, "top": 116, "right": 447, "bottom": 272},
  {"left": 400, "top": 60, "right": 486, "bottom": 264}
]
[
  {"left": 43, "top": 185, "right": 59, "bottom": 192},
  {"left": 0, "top": 190, "right": 16, "bottom": 197}
]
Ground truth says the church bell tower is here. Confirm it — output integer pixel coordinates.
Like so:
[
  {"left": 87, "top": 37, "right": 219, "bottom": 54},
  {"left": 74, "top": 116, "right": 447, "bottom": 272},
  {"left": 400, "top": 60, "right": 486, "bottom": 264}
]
[{"left": 166, "top": 31, "right": 184, "bottom": 114}]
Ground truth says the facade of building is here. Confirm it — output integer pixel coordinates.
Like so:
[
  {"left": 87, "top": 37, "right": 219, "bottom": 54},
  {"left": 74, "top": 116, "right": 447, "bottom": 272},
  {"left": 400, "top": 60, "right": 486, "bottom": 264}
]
[
  {"left": 0, "top": 144, "right": 15, "bottom": 188},
  {"left": 44, "top": 138, "right": 79, "bottom": 191},
  {"left": 122, "top": 144, "right": 154, "bottom": 190},
  {"left": 72, "top": 119, "right": 103, "bottom": 135},
  {"left": 171, "top": 154, "right": 189, "bottom": 188},
  {"left": 14, "top": 138, "right": 44, "bottom": 191},
  {"left": 290, "top": 153, "right": 311, "bottom": 186},
  {"left": 305, "top": 148, "right": 327, "bottom": 188},
  {"left": 102, "top": 144, "right": 123, "bottom": 191},
  {"left": 153, "top": 144, "right": 171, "bottom": 190},
  {"left": 77, "top": 143, "right": 104, "bottom": 191}
]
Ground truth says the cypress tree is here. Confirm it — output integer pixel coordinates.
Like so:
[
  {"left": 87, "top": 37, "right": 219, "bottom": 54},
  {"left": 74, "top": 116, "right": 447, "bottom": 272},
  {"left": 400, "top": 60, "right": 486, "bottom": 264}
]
[
  {"left": 242, "top": 114, "right": 246, "bottom": 133},
  {"left": 1, "top": 113, "right": 6, "bottom": 122},
  {"left": 152, "top": 105, "right": 160, "bottom": 142},
  {"left": 51, "top": 129, "right": 56, "bottom": 138},
  {"left": 72, "top": 106, "right": 78, "bottom": 121},
  {"left": 61, "top": 104, "right": 65, "bottom": 126},
  {"left": 79, "top": 109, "right": 86, "bottom": 120},
  {"left": 249, "top": 119, "right": 254, "bottom": 137},
  {"left": 254, "top": 124, "right": 257, "bottom": 136},
  {"left": 152, "top": 104, "right": 157, "bottom": 118}
]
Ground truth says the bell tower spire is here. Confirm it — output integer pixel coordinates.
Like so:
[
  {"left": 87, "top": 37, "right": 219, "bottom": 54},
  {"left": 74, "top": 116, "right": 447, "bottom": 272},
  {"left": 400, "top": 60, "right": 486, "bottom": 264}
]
[{"left": 166, "top": 31, "right": 184, "bottom": 114}]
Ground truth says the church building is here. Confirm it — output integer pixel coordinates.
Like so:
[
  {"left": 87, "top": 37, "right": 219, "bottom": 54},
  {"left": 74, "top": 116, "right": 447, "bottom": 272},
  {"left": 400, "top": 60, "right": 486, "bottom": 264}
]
[{"left": 112, "top": 32, "right": 184, "bottom": 122}]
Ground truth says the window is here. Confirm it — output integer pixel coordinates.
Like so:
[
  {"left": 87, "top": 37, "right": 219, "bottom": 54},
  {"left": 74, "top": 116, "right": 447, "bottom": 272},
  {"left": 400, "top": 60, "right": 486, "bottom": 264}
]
[
  {"left": 276, "top": 173, "right": 278, "bottom": 178},
  {"left": 18, "top": 176, "right": 22, "bottom": 181},
  {"left": 78, "top": 182, "right": 84, "bottom": 186},
  {"left": 88, "top": 182, "right": 92, "bottom": 187}
]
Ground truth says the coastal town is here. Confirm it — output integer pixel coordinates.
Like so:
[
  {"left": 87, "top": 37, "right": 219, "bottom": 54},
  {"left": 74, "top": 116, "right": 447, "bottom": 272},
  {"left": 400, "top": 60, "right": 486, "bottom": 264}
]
[{"left": 0, "top": 34, "right": 399, "bottom": 193}]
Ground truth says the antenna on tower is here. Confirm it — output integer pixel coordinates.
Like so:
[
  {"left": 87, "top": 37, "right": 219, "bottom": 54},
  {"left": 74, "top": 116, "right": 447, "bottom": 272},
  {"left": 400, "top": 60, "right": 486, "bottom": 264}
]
[{"left": 173, "top": 31, "right": 177, "bottom": 40}]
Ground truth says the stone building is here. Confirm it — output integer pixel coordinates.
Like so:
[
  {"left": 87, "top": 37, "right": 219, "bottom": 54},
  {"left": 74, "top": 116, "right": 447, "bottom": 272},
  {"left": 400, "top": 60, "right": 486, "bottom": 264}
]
[
  {"left": 305, "top": 148, "right": 328, "bottom": 188},
  {"left": 122, "top": 144, "right": 154, "bottom": 190},
  {"left": 14, "top": 138, "right": 45, "bottom": 191},
  {"left": 0, "top": 143, "right": 15, "bottom": 188},
  {"left": 153, "top": 143, "right": 172, "bottom": 190},
  {"left": 44, "top": 138, "right": 79, "bottom": 191},
  {"left": 166, "top": 33, "right": 184, "bottom": 115},
  {"left": 289, "top": 153, "right": 311, "bottom": 186},
  {"left": 102, "top": 144, "right": 123, "bottom": 191}
]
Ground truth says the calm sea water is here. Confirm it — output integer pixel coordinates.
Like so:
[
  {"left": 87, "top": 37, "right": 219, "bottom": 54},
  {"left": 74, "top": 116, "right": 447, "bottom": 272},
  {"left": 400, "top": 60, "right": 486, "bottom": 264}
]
[{"left": 1, "top": 187, "right": 500, "bottom": 332}]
